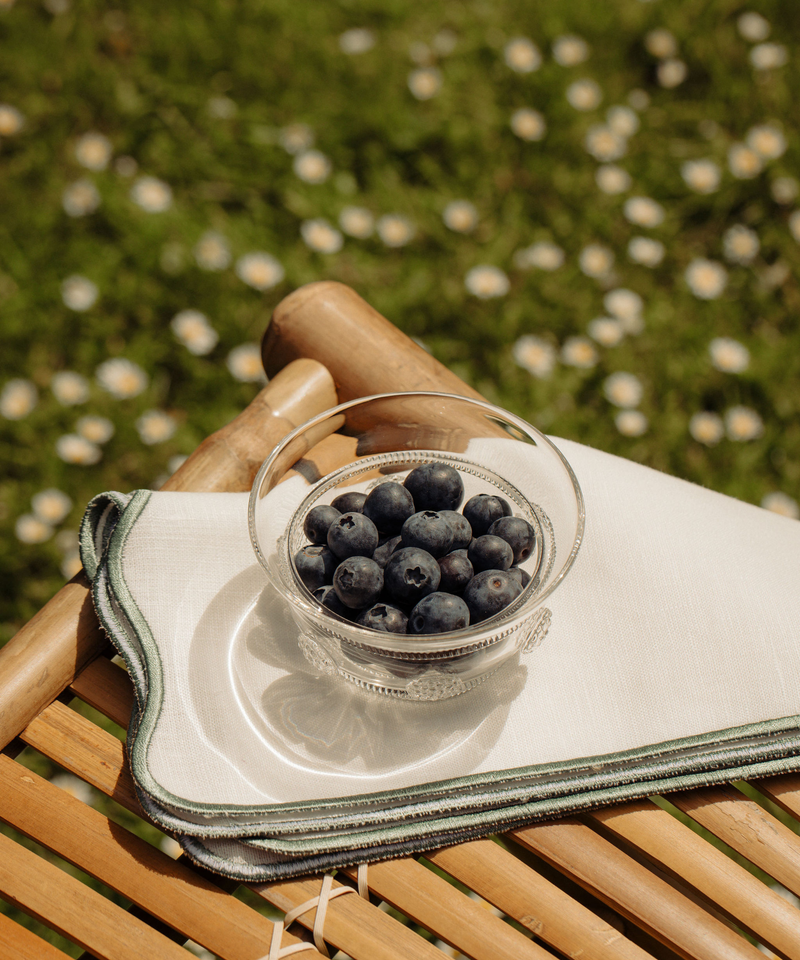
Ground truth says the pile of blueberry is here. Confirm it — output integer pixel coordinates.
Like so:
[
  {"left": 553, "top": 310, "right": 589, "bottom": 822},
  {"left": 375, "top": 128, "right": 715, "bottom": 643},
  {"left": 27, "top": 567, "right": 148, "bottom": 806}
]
[{"left": 293, "top": 462, "right": 536, "bottom": 637}]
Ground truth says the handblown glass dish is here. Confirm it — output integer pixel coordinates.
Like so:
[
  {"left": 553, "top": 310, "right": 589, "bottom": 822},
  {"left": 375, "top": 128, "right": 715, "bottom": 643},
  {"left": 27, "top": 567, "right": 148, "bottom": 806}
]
[{"left": 249, "top": 392, "right": 584, "bottom": 700}]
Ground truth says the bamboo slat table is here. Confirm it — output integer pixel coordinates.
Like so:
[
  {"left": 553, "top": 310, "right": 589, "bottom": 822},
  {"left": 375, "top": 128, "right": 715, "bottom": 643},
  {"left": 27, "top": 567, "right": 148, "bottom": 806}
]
[{"left": 2, "top": 281, "right": 800, "bottom": 960}]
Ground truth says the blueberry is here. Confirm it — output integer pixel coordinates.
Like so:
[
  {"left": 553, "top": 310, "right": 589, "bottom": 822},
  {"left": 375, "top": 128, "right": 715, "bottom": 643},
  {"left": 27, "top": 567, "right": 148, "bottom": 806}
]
[
  {"left": 438, "top": 549, "right": 474, "bottom": 595},
  {"left": 462, "top": 494, "right": 511, "bottom": 537},
  {"left": 439, "top": 510, "right": 473, "bottom": 551},
  {"left": 327, "top": 511, "right": 380, "bottom": 560},
  {"left": 463, "top": 569, "right": 522, "bottom": 623},
  {"left": 468, "top": 535, "right": 514, "bottom": 572},
  {"left": 294, "top": 545, "right": 337, "bottom": 592},
  {"left": 403, "top": 463, "right": 465, "bottom": 512},
  {"left": 400, "top": 511, "right": 454, "bottom": 558},
  {"left": 358, "top": 603, "right": 409, "bottom": 634},
  {"left": 372, "top": 534, "right": 402, "bottom": 569},
  {"left": 507, "top": 566, "right": 531, "bottom": 591},
  {"left": 331, "top": 491, "right": 367, "bottom": 514},
  {"left": 363, "top": 482, "right": 416, "bottom": 534},
  {"left": 333, "top": 556, "right": 384, "bottom": 609},
  {"left": 408, "top": 593, "right": 470, "bottom": 634},
  {"left": 488, "top": 516, "right": 536, "bottom": 565},
  {"left": 303, "top": 504, "right": 341, "bottom": 545},
  {"left": 314, "top": 584, "right": 357, "bottom": 619},
  {"left": 384, "top": 547, "right": 441, "bottom": 605}
]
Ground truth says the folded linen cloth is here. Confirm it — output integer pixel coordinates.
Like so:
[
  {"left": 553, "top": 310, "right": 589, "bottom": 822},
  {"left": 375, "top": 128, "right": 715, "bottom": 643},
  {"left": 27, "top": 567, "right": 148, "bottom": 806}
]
[{"left": 81, "top": 437, "right": 800, "bottom": 879}]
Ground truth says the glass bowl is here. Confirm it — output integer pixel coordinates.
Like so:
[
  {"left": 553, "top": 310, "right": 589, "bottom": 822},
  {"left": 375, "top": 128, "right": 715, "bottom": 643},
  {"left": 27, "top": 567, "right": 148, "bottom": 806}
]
[{"left": 248, "top": 392, "right": 584, "bottom": 701}]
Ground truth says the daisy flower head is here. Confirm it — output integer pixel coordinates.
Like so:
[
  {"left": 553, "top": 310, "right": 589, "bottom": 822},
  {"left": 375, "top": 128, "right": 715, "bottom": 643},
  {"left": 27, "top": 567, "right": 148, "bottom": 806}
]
[
  {"left": 56, "top": 433, "right": 102, "bottom": 465},
  {"left": 689, "top": 411, "right": 724, "bottom": 446},
  {"left": 207, "top": 96, "right": 237, "bottom": 119},
  {"left": 587, "top": 316, "right": 624, "bottom": 347},
  {"left": 227, "top": 343, "right": 265, "bottom": 383},
  {"left": 279, "top": 124, "right": 314, "bottom": 155},
  {"left": 615, "top": 410, "right": 649, "bottom": 437},
  {"left": 738, "top": 12, "right": 770, "bottom": 42},
  {"left": 0, "top": 103, "right": 24, "bottom": 136},
  {"left": 339, "top": 28, "right": 375, "bottom": 54},
  {"left": 301, "top": 218, "right": 344, "bottom": 253},
  {"left": 596, "top": 165, "right": 631, "bottom": 195},
  {"left": 170, "top": 310, "right": 219, "bottom": 356},
  {"left": 130, "top": 176, "right": 172, "bottom": 212},
  {"left": 681, "top": 159, "right": 721, "bottom": 194},
  {"left": 62, "top": 179, "right": 100, "bottom": 217},
  {"left": 606, "top": 105, "right": 639, "bottom": 138},
  {"left": 761, "top": 492, "right": 799, "bottom": 519},
  {"left": 194, "top": 231, "right": 231, "bottom": 271},
  {"left": 725, "top": 405, "right": 763, "bottom": 441},
  {"left": 293, "top": 149, "right": 331, "bottom": 184},
  {"left": 74, "top": 132, "right": 112, "bottom": 171},
  {"left": 513, "top": 241, "right": 565, "bottom": 271},
  {"left": 432, "top": 29, "right": 457, "bottom": 55},
  {"left": 657, "top": 59, "right": 688, "bottom": 88},
  {"left": 96, "top": 357, "right": 148, "bottom": 399},
  {"left": 750, "top": 43, "right": 788, "bottom": 70},
  {"left": 407, "top": 68, "right": 442, "bottom": 100},
  {"left": 771, "top": 177, "right": 799, "bottom": 205},
  {"left": 604, "top": 288, "right": 644, "bottom": 333},
  {"left": 235, "top": 251, "right": 285, "bottom": 290},
  {"left": 561, "top": 336, "right": 598, "bottom": 369},
  {"left": 552, "top": 35, "right": 589, "bottom": 67},
  {"left": 76, "top": 415, "right": 114, "bottom": 444},
  {"left": 623, "top": 195, "right": 665, "bottom": 228},
  {"left": 377, "top": 214, "right": 414, "bottom": 248},
  {"left": 723, "top": 225, "right": 760, "bottom": 265},
  {"left": 685, "top": 258, "right": 727, "bottom": 299},
  {"left": 790, "top": 211, "right": 800, "bottom": 244},
  {"left": 136, "top": 410, "right": 177, "bottom": 445},
  {"left": 709, "top": 336, "right": 750, "bottom": 373},
  {"left": 409, "top": 41, "right": 432, "bottom": 65},
  {"left": 443, "top": 200, "right": 478, "bottom": 234},
  {"left": 729, "top": 143, "right": 764, "bottom": 179},
  {"left": 628, "top": 236, "right": 665, "bottom": 267},
  {"left": 566, "top": 78, "right": 602, "bottom": 111},
  {"left": 31, "top": 488, "right": 72, "bottom": 525},
  {"left": 627, "top": 89, "right": 650, "bottom": 111},
  {"left": 114, "top": 155, "right": 137, "bottom": 177},
  {"left": 579, "top": 244, "right": 614, "bottom": 279},
  {"left": 746, "top": 123, "right": 786, "bottom": 160},
  {"left": 510, "top": 108, "right": 546, "bottom": 142},
  {"left": 512, "top": 335, "right": 556, "bottom": 378},
  {"left": 339, "top": 206, "right": 374, "bottom": 238},
  {"left": 645, "top": 29, "right": 677, "bottom": 59},
  {"left": 61, "top": 275, "right": 98, "bottom": 311},
  {"left": 504, "top": 37, "right": 542, "bottom": 73},
  {"left": 585, "top": 125, "right": 627, "bottom": 162},
  {"left": 465, "top": 265, "right": 510, "bottom": 299},
  {"left": 60, "top": 550, "right": 83, "bottom": 579},
  {"left": 1, "top": 379, "right": 37, "bottom": 419},
  {"left": 51, "top": 371, "right": 89, "bottom": 406},
  {"left": 15, "top": 514, "right": 52, "bottom": 544}
]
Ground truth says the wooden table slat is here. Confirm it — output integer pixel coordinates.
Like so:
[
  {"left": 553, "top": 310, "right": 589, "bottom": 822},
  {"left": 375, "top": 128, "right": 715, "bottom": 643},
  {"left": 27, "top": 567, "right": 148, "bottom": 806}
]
[{"left": 0, "top": 911, "right": 72, "bottom": 960}]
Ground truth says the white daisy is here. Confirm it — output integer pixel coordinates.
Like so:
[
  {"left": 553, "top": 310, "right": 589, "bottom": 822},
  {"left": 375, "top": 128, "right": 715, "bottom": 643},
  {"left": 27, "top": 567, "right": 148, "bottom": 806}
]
[
  {"left": 627, "top": 89, "right": 650, "bottom": 111},
  {"left": 606, "top": 105, "right": 639, "bottom": 138},
  {"left": 235, "top": 252, "right": 285, "bottom": 290},
  {"left": 170, "top": 310, "right": 219, "bottom": 356},
  {"left": 50, "top": 773, "right": 95, "bottom": 805},
  {"left": 587, "top": 316, "right": 624, "bottom": 347},
  {"left": 432, "top": 29, "right": 457, "bottom": 55},
  {"left": 56, "top": 433, "right": 102, "bottom": 464},
  {"left": 512, "top": 335, "right": 556, "bottom": 378},
  {"left": 566, "top": 79, "right": 602, "bottom": 111},
  {"left": 789, "top": 210, "right": 800, "bottom": 243},
  {"left": 579, "top": 244, "right": 614, "bottom": 279},
  {"left": 51, "top": 371, "right": 89, "bottom": 406},
  {"left": 552, "top": 35, "right": 589, "bottom": 67},
  {"left": 408, "top": 42, "right": 433, "bottom": 66},
  {"left": 339, "top": 206, "right": 375, "bottom": 238},
  {"left": 62, "top": 551, "right": 83, "bottom": 579},
  {"left": 0, "top": 103, "right": 24, "bottom": 135},
  {"left": 376, "top": 214, "right": 414, "bottom": 247},
  {"left": 465, "top": 266, "right": 510, "bottom": 299},
  {"left": 737, "top": 12, "right": 770, "bottom": 42},
  {"left": 31, "top": 489, "right": 72, "bottom": 525},
  {"left": 62, "top": 179, "right": 100, "bottom": 217},
  {"left": 407, "top": 68, "right": 442, "bottom": 100},
  {"left": 130, "top": 176, "right": 173, "bottom": 212},
  {"left": 227, "top": 343, "right": 265, "bottom": 382},
  {"left": 645, "top": 29, "right": 678, "bottom": 59},
  {"left": 76, "top": 415, "right": 114, "bottom": 444},
  {"left": 561, "top": 336, "right": 598, "bottom": 369},
  {"left": 604, "top": 288, "right": 644, "bottom": 333},
  {"left": 750, "top": 43, "right": 788, "bottom": 70},
  {"left": 56, "top": 530, "right": 79, "bottom": 555},
  {"left": 114, "top": 155, "right": 138, "bottom": 177},
  {"left": 585, "top": 125, "right": 626, "bottom": 162},
  {"left": 657, "top": 59, "right": 688, "bottom": 88},
  {"left": 623, "top": 196, "right": 665, "bottom": 228},
  {"left": 513, "top": 241, "right": 565, "bottom": 271},
  {"left": 293, "top": 149, "right": 331, "bottom": 184},
  {"left": 74, "top": 132, "right": 112, "bottom": 170},
  {"left": 443, "top": 200, "right": 478, "bottom": 234},
  {"left": 504, "top": 37, "right": 542, "bottom": 73},
  {"left": 194, "top": 231, "right": 231, "bottom": 271},
  {"left": 15, "top": 514, "right": 53, "bottom": 544},
  {"left": 685, "top": 258, "right": 727, "bottom": 299},
  {"left": 96, "top": 357, "right": 149, "bottom": 398},
  {"left": 301, "top": 218, "right": 344, "bottom": 253},
  {"left": 0, "top": 378, "right": 37, "bottom": 419},
  {"left": 689, "top": 411, "right": 724, "bottom": 446},
  {"left": 746, "top": 124, "right": 786, "bottom": 160},
  {"left": 339, "top": 28, "right": 375, "bottom": 55},
  {"left": 207, "top": 96, "right": 237, "bottom": 119},
  {"left": 615, "top": 410, "right": 648, "bottom": 436},
  {"left": 167, "top": 454, "right": 188, "bottom": 474},
  {"left": 279, "top": 124, "right": 314, "bottom": 155},
  {"left": 595, "top": 165, "right": 631, "bottom": 195},
  {"left": 627, "top": 236, "right": 665, "bottom": 267},
  {"left": 725, "top": 405, "right": 763, "bottom": 441},
  {"left": 681, "top": 159, "right": 721, "bottom": 194},
  {"left": 709, "top": 337, "right": 750, "bottom": 373},
  {"left": 722, "top": 225, "right": 760, "bottom": 265},
  {"left": 510, "top": 108, "right": 546, "bottom": 142},
  {"left": 761, "top": 492, "right": 799, "bottom": 519},
  {"left": 136, "top": 410, "right": 177, "bottom": 445},
  {"left": 61, "top": 275, "right": 99, "bottom": 312},
  {"left": 771, "top": 177, "right": 799, "bottom": 205}
]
